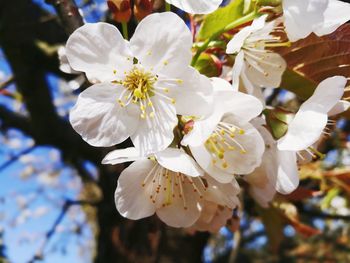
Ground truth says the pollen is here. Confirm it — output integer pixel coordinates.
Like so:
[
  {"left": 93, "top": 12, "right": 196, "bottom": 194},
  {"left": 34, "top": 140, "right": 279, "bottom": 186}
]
[{"left": 205, "top": 122, "right": 248, "bottom": 170}]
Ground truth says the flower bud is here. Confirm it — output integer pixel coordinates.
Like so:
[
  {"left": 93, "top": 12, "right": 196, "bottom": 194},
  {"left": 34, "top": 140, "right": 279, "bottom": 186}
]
[
  {"left": 107, "top": 0, "right": 131, "bottom": 23},
  {"left": 134, "top": 0, "right": 153, "bottom": 22},
  {"left": 194, "top": 53, "right": 222, "bottom": 78}
]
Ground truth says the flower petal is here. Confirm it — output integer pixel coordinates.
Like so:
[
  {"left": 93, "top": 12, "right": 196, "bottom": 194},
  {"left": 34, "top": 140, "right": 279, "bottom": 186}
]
[
  {"left": 276, "top": 150, "right": 299, "bottom": 194},
  {"left": 69, "top": 83, "right": 138, "bottom": 147},
  {"left": 245, "top": 125, "right": 278, "bottom": 207},
  {"left": 226, "top": 15, "right": 267, "bottom": 54},
  {"left": 329, "top": 100, "right": 350, "bottom": 116},
  {"left": 278, "top": 76, "right": 346, "bottom": 151},
  {"left": 219, "top": 117, "right": 265, "bottom": 175},
  {"left": 66, "top": 22, "right": 133, "bottom": 83},
  {"left": 231, "top": 51, "right": 245, "bottom": 91},
  {"left": 102, "top": 148, "right": 142, "bottom": 165},
  {"left": 130, "top": 12, "right": 192, "bottom": 76},
  {"left": 115, "top": 159, "right": 157, "bottom": 220},
  {"left": 161, "top": 67, "right": 214, "bottom": 117},
  {"left": 204, "top": 175, "right": 240, "bottom": 208},
  {"left": 244, "top": 51, "right": 286, "bottom": 88},
  {"left": 212, "top": 78, "right": 263, "bottom": 122},
  {"left": 156, "top": 180, "right": 201, "bottom": 227},
  {"left": 166, "top": 0, "right": 222, "bottom": 14},
  {"left": 314, "top": 0, "right": 350, "bottom": 36},
  {"left": 190, "top": 144, "right": 234, "bottom": 183},
  {"left": 283, "top": 0, "right": 329, "bottom": 41},
  {"left": 131, "top": 97, "right": 177, "bottom": 155},
  {"left": 190, "top": 202, "right": 234, "bottom": 233},
  {"left": 155, "top": 148, "right": 203, "bottom": 177}
]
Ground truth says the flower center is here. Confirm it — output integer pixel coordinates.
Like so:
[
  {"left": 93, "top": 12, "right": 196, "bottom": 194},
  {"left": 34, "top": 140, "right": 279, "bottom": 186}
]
[
  {"left": 122, "top": 67, "right": 157, "bottom": 100},
  {"left": 142, "top": 164, "right": 208, "bottom": 210},
  {"left": 112, "top": 66, "right": 179, "bottom": 119},
  {"left": 205, "top": 122, "right": 247, "bottom": 169}
]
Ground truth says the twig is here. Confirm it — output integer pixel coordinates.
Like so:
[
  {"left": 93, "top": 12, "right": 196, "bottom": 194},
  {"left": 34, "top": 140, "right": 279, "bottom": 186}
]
[
  {"left": 0, "top": 77, "right": 14, "bottom": 91},
  {"left": 228, "top": 230, "right": 241, "bottom": 263},
  {"left": 45, "top": 0, "right": 84, "bottom": 35},
  {"left": 0, "top": 146, "right": 36, "bottom": 172}
]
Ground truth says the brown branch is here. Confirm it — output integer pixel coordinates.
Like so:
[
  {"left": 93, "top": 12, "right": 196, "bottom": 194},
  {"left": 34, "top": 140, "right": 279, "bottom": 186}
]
[{"left": 45, "top": 0, "right": 84, "bottom": 36}]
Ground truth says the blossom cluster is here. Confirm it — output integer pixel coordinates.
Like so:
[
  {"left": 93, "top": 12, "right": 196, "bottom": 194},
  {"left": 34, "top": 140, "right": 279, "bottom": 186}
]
[{"left": 63, "top": 0, "right": 350, "bottom": 231}]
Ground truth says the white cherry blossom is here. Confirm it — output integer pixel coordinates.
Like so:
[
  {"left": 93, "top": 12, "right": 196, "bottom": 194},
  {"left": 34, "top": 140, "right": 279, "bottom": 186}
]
[
  {"left": 166, "top": 0, "right": 222, "bottom": 14},
  {"left": 276, "top": 76, "right": 348, "bottom": 194},
  {"left": 103, "top": 147, "right": 240, "bottom": 228},
  {"left": 283, "top": 0, "right": 350, "bottom": 41},
  {"left": 182, "top": 78, "right": 265, "bottom": 184},
  {"left": 188, "top": 201, "right": 237, "bottom": 233},
  {"left": 66, "top": 12, "right": 213, "bottom": 155},
  {"left": 226, "top": 15, "right": 286, "bottom": 99},
  {"left": 245, "top": 119, "right": 279, "bottom": 207}
]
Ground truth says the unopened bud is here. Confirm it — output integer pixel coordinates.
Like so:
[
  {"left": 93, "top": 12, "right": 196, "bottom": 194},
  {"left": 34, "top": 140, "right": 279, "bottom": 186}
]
[
  {"left": 183, "top": 119, "right": 194, "bottom": 135},
  {"left": 107, "top": 0, "right": 131, "bottom": 23},
  {"left": 134, "top": 0, "right": 153, "bottom": 21}
]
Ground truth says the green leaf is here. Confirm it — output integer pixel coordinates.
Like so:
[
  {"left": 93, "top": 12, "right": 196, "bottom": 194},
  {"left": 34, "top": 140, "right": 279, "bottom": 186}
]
[
  {"left": 194, "top": 53, "right": 221, "bottom": 77},
  {"left": 197, "top": 0, "right": 246, "bottom": 41},
  {"left": 280, "top": 69, "right": 317, "bottom": 100}
]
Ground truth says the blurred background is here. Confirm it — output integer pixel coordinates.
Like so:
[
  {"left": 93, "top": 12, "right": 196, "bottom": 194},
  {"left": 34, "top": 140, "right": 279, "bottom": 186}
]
[{"left": 1, "top": 0, "right": 350, "bottom": 262}]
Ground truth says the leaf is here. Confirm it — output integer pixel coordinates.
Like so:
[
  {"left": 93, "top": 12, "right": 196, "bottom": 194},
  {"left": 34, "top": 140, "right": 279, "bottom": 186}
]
[
  {"left": 197, "top": 0, "right": 245, "bottom": 41},
  {"left": 194, "top": 53, "right": 222, "bottom": 77},
  {"left": 276, "top": 24, "right": 350, "bottom": 100}
]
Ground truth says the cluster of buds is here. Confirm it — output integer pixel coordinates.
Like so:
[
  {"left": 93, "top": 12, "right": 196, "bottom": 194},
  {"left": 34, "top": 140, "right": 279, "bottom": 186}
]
[{"left": 107, "top": 0, "right": 154, "bottom": 22}]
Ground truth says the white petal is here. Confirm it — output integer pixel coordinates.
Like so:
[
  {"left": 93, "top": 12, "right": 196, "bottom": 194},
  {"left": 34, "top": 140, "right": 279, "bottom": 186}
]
[
  {"left": 204, "top": 175, "right": 240, "bottom": 208},
  {"left": 213, "top": 78, "right": 263, "bottom": 122},
  {"left": 102, "top": 148, "right": 141, "bottom": 165},
  {"left": 245, "top": 126, "right": 278, "bottom": 207},
  {"left": 58, "top": 46, "right": 78, "bottom": 74},
  {"left": 244, "top": 51, "right": 286, "bottom": 88},
  {"left": 302, "top": 76, "right": 347, "bottom": 111},
  {"left": 231, "top": 51, "right": 245, "bottom": 91},
  {"left": 155, "top": 148, "right": 203, "bottom": 177},
  {"left": 166, "top": 0, "right": 222, "bottom": 14},
  {"left": 276, "top": 150, "right": 299, "bottom": 194},
  {"left": 329, "top": 100, "right": 350, "bottom": 116},
  {"left": 226, "top": 15, "right": 267, "bottom": 54},
  {"left": 66, "top": 23, "right": 133, "bottom": 83},
  {"left": 130, "top": 12, "right": 192, "bottom": 76},
  {"left": 163, "top": 67, "right": 214, "bottom": 117},
  {"left": 115, "top": 159, "right": 157, "bottom": 220},
  {"left": 190, "top": 202, "right": 233, "bottom": 233},
  {"left": 283, "top": 0, "right": 329, "bottom": 41},
  {"left": 219, "top": 117, "right": 265, "bottom": 175},
  {"left": 131, "top": 97, "right": 177, "bottom": 155},
  {"left": 156, "top": 181, "right": 201, "bottom": 228},
  {"left": 314, "top": 0, "right": 350, "bottom": 36},
  {"left": 190, "top": 144, "right": 234, "bottom": 183},
  {"left": 278, "top": 76, "right": 346, "bottom": 151},
  {"left": 69, "top": 83, "right": 138, "bottom": 147}
]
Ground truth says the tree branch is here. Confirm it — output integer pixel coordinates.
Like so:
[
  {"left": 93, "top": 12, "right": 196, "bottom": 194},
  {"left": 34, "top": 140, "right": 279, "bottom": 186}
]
[{"left": 45, "top": 0, "right": 84, "bottom": 35}]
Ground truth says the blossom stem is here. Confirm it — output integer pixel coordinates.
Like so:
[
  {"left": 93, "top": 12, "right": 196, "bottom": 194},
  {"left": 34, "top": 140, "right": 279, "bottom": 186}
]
[
  {"left": 122, "top": 22, "right": 129, "bottom": 40},
  {"left": 165, "top": 3, "right": 171, "bottom": 12},
  {"left": 191, "top": 12, "right": 257, "bottom": 66}
]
